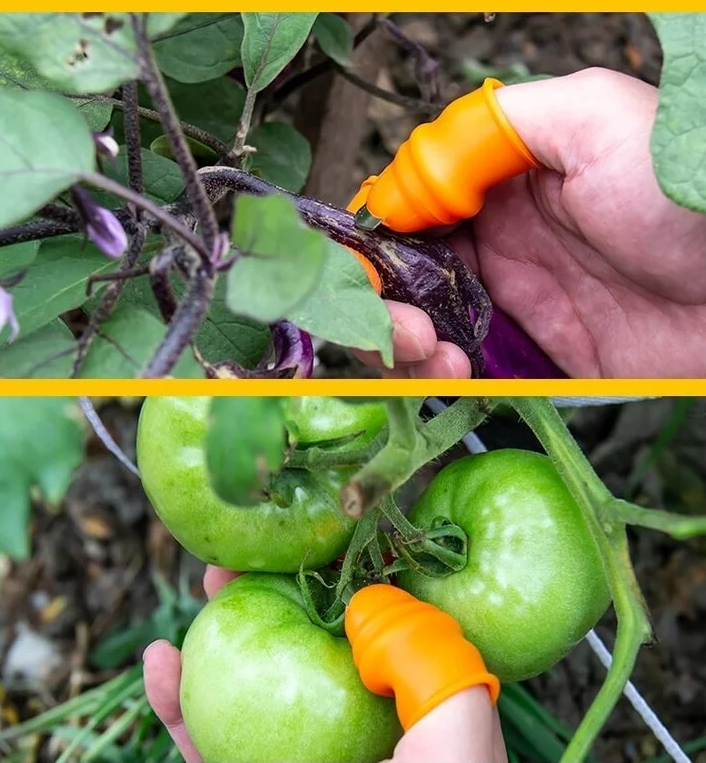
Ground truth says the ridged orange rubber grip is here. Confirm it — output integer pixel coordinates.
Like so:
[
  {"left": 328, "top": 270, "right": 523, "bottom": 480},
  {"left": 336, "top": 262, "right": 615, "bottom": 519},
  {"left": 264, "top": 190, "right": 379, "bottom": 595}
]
[
  {"left": 345, "top": 584, "right": 500, "bottom": 731},
  {"left": 345, "top": 181, "right": 383, "bottom": 295},
  {"left": 356, "top": 78, "right": 539, "bottom": 233}
]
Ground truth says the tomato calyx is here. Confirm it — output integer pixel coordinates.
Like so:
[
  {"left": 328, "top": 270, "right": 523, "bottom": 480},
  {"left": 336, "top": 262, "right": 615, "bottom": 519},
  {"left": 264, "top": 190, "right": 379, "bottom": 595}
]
[
  {"left": 387, "top": 518, "right": 468, "bottom": 578},
  {"left": 297, "top": 499, "right": 469, "bottom": 635}
]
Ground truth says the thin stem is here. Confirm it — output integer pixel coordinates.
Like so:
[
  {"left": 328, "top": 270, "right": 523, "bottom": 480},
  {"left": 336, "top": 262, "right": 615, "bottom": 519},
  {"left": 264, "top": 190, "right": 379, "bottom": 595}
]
[
  {"left": 508, "top": 397, "right": 652, "bottom": 762},
  {"left": 288, "top": 428, "right": 388, "bottom": 470},
  {"left": 341, "top": 397, "right": 493, "bottom": 518},
  {"left": 380, "top": 18, "right": 442, "bottom": 105},
  {"left": 141, "top": 265, "right": 214, "bottom": 378},
  {"left": 334, "top": 63, "right": 440, "bottom": 114},
  {"left": 80, "top": 171, "right": 210, "bottom": 263},
  {"left": 86, "top": 265, "right": 150, "bottom": 295},
  {"left": 37, "top": 204, "right": 81, "bottom": 225},
  {"left": 561, "top": 530, "right": 649, "bottom": 762},
  {"left": 611, "top": 499, "right": 706, "bottom": 539},
  {"left": 379, "top": 494, "right": 419, "bottom": 540},
  {"left": 131, "top": 13, "right": 219, "bottom": 254},
  {"left": 67, "top": 93, "right": 232, "bottom": 159},
  {"left": 122, "top": 81, "right": 144, "bottom": 197},
  {"left": 232, "top": 88, "right": 257, "bottom": 163}
]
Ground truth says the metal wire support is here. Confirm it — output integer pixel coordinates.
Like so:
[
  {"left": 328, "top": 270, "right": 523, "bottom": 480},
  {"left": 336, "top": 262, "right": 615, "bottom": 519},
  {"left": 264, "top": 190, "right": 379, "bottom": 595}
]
[{"left": 78, "top": 397, "right": 140, "bottom": 477}]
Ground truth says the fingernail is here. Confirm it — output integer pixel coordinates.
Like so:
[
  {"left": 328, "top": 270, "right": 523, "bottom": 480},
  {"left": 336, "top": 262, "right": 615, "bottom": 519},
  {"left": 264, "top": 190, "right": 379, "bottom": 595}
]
[
  {"left": 143, "top": 639, "right": 170, "bottom": 661},
  {"left": 394, "top": 324, "right": 428, "bottom": 363}
]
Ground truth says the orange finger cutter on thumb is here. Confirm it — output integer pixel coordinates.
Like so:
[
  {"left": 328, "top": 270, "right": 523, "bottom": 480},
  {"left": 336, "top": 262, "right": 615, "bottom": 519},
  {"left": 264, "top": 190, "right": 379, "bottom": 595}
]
[{"left": 345, "top": 584, "right": 500, "bottom": 731}]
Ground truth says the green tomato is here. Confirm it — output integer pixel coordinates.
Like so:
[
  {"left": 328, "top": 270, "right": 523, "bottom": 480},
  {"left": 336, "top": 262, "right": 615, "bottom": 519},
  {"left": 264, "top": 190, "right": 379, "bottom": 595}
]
[
  {"left": 137, "top": 396, "right": 355, "bottom": 572},
  {"left": 181, "top": 573, "right": 402, "bottom": 763},
  {"left": 397, "top": 449, "right": 611, "bottom": 683},
  {"left": 284, "top": 397, "right": 387, "bottom": 449}
]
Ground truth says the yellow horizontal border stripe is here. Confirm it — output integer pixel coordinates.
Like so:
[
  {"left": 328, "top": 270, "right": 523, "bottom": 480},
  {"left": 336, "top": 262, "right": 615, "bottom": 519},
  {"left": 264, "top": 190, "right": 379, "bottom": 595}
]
[
  {"left": 0, "top": 379, "right": 703, "bottom": 396},
  {"left": 8, "top": 4, "right": 706, "bottom": 10}
]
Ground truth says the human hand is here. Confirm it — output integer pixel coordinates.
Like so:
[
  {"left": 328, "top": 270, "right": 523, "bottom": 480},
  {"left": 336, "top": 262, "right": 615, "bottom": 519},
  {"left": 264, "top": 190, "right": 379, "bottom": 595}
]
[
  {"left": 143, "top": 566, "right": 238, "bottom": 763},
  {"left": 144, "top": 568, "right": 507, "bottom": 763},
  {"left": 355, "top": 67, "right": 706, "bottom": 378}
]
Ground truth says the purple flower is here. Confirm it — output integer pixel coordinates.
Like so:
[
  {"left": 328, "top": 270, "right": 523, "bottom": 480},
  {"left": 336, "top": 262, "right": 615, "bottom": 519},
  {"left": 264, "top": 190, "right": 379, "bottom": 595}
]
[
  {"left": 71, "top": 186, "right": 128, "bottom": 259},
  {"left": 93, "top": 128, "right": 119, "bottom": 161},
  {"left": 268, "top": 321, "right": 314, "bottom": 378},
  {"left": 0, "top": 286, "right": 19, "bottom": 343}
]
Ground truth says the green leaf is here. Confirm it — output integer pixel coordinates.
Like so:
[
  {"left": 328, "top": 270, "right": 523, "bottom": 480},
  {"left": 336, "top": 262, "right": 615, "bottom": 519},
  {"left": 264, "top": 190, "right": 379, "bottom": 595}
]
[
  {"left": 241, "top": 13, "right": 318, "bottom": 92},
  {"left": 206, "top": 397, "right": 286, "bottom": 507},
  {"left": 144, "top": 76, "right": 246, "bottom": 146},
  {"left": 0, "top": 89, "right": 96, "bottom": 228},
  {"left": 649, "top": 14, "right": 706, "bottom": 212},
  {"left": 149, "top": 133, "right": 218, "bottom": 164},
  {"left": 227, "top": 194, "right": 327, "bottom": 323},
  {"left": 154, "top": 13, "right": 244, "bottom": 83},
  {"left": 1, "top": 236, "right": 117, "bottom": 344},
  {"left": 0, "top": 320, "right": 76, "bottom": 378},
  {"left": 80, "top": 306, "right": 203, "bottom": 378},
  {"left": 92, "top": 148, "right": 185, "bottom": 207},
  {"left": 0, "top": 241, "right": 39, "bottom": 279},
  {"left": 0, "top": 13, "right": 185, "bottom": 93},
  {"left": 113, "top": 266, "right": 270, "bottom": 368},
  {"left": 0, "top": 397, "right": 84, "bottom": 560},
  {"left": 312, "top": 14, "right": 353, "bottom": 66},
  {"left": 195, "top": 279, "right": 271, "bottom": 367},
  {"left": 0, "top": 47, "right": 113, "bottom": 131},
  {"left": 245, "top": 121, "right": 311, "bottom": 192},
  {"left": 285, "top": 241, "right": 394, "bottom": 366}
]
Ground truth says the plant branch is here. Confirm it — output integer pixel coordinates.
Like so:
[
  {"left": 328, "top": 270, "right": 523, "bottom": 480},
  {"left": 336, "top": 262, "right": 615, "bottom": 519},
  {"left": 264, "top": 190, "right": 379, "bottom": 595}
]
[
  {"left": 507, "top": 397, "right": 652, "bottom": 762},
  {"left": 561, "top": 530, "right": 649, "bottom": 762},
  {"left": 380, "top": 17, "right": 442, "bottom": 105},
  {"left": 80, "top": 171, "right": 210, "bottom": 263},
  {"left": 232, "top": 88, "right": 257, "bottom": 162},
  {"left": 122, "top": 81, "right": 144, "bottom": 197},
  {"left": 288, "top": 427, "right": 389, "bottom": 470},
  {"left": 341, "top": 397, "right": 493, "bottom": 518},
  {"left": 333, "top": 63, "right": 440, "bottom": 114},
  {"left": 610, "top": 499, "right": 706, "bottom": 539},
  {"left": 131, "top": 13, "right": 219, "bottom": 255},
  {"left": 141, "top": 264, "right": 214, "bottom": 378}
]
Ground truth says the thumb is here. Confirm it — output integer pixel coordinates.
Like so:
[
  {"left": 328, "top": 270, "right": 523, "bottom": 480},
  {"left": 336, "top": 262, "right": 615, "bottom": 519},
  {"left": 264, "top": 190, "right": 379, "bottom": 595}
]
[
  {"left": 391, "top": 686, "right": 507, "bottom": 763},
  {"left": 495, "top": 67, "right": 659, "bottom": 176}
]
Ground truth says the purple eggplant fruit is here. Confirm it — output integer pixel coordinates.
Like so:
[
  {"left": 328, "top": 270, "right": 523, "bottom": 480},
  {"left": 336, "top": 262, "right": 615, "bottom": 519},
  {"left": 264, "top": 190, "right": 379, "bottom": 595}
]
[{"left": 201, "top": 168, "right": 568, "bottom": 379}]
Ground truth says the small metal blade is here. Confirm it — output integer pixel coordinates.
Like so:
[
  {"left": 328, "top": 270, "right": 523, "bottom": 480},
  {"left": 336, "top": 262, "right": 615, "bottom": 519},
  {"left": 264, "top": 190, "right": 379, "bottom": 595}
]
[{"left": 354, "top": 205, "right": 383, "bottom": 231}]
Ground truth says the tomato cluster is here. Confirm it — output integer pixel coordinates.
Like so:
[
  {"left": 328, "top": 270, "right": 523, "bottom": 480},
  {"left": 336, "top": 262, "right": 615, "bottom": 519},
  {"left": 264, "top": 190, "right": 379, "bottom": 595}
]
[{"left": 137, "top": 397, "right": 610, "bottom": 763}]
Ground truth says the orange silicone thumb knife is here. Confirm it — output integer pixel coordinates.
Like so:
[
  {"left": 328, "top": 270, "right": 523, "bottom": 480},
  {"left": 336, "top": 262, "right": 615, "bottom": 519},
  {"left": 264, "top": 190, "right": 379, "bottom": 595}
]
[
  {"left": 344, "top": 584, "right": 500, "bottom": 731},
  {"left": 352, "top": 77, "right": 540, "bottom": 234}
]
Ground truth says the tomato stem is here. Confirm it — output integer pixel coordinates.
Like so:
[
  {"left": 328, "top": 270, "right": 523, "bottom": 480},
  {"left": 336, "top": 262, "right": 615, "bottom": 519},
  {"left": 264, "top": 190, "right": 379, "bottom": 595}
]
[
  {"left": 341, "top": 398, "right": 493, "bottom": 518},
  {"left": 609, "top": 498, "right": 706, "bottom": 539},
  {"left": 507, "top": 397, "right": 652, "bottom": 762},
  {"left": 288, "top": 428, "right": 389, "bottom": 471}
]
